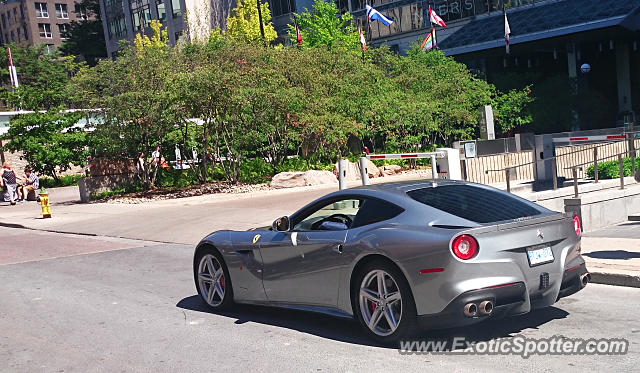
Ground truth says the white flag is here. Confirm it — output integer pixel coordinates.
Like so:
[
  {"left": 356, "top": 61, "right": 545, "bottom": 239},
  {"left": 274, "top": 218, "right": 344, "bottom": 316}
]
[{"left": 504, "top": 12, "right": 511, "bottom": 54}]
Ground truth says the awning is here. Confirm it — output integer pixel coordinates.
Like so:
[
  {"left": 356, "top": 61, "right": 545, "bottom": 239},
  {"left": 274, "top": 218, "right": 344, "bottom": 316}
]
[{"left": 440, "top": 0, "right": 640, "bottom": 56}]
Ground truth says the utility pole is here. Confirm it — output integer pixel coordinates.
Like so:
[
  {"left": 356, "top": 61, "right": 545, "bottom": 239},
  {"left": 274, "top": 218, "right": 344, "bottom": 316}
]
[{"left": 256, "top": 0, "right": 267, "bottom": 47}]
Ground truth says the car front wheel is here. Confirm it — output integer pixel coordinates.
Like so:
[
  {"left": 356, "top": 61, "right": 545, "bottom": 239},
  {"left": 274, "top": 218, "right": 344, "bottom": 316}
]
[{"left": 195, "top": 248, "right": 233, "bottom": 310}]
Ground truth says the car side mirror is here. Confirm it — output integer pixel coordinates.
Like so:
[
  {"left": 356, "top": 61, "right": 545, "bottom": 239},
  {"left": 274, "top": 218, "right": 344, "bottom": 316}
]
[{"left": 272, "top": 216, "right": 290, "bottom": 232}]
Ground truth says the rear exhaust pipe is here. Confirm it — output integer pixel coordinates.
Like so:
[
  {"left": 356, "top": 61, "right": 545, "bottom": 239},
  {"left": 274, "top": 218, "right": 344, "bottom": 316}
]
[
  {"left": 580, "top": 273, "right": 591, "bottom": 287},
  {"left": 478, "top": 300, "right": 494, "bottom": 316},
  {"left": 463, "top": 303, "right": 478, "bottom": 317}
]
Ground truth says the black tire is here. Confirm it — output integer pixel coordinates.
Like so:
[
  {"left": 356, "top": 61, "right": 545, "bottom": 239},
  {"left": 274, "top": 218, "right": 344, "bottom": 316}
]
[
  {"left": 352, "top": 259, "right": 418, "bottom": 345},
  {"left": 194, "top": 247, "right": 234, "bottom": 310}
]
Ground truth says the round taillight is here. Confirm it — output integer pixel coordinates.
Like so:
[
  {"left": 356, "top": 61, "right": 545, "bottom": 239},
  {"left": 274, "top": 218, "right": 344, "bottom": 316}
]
[
  {"left": 573, "top": 215, "right": 581, "bottom": 237},
  {"left": 451, "top": 234, "right": 479, "bottom": 260}
]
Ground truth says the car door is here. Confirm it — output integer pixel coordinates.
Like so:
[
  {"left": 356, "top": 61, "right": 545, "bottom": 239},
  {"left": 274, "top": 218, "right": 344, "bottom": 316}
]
[{"left": 258, "top": 198, "right": 362, "bottom": 307}]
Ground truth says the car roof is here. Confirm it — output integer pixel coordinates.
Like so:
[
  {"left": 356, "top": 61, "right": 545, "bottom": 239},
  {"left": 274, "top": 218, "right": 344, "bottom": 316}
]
[{"left": 346, "top": 179, "right": 472, "bottom": 195}]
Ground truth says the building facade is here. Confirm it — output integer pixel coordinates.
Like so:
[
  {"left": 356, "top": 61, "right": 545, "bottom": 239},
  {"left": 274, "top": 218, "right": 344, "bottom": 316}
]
[
  {"left": 351, "top": 0, "right": 640, "bottom": 128},
  {"left": 0, "top": 0, "right": 89, "bottom": 52},
  {"left": 100, "top": 0, "right": 238, "bottom": 58}
]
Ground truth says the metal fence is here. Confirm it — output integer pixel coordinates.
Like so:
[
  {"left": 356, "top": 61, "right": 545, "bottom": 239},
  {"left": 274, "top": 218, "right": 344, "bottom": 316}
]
[
  {"left": 463, "top": 151, "right": 535, "bottom": 185},
  {"left": 555, "top": 140, "right": 639, "bottom": 179}
]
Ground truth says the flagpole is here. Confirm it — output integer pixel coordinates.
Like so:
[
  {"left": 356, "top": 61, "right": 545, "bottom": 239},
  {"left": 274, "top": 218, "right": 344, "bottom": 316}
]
[
  {"left": 503, "top": 3, "right": 510, "bottom": 54},
  {"left": 256, "top": 0, "right": 267, "bottom": 47},
  {"left": 429, "top": 4, "right": 434, "bottom": 50}
]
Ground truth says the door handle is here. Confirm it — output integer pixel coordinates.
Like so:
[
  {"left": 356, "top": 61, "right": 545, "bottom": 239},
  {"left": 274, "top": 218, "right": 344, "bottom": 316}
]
[{"left": 334, "top": 244, "right": 343, "bottom": 254}]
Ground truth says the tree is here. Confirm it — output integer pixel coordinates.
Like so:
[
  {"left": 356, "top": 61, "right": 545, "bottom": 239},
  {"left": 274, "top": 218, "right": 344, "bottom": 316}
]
[
  {"left": 288, "top": 0, "right": 359, "bottom": 50},
  {"left": 1, "top": 109, "right": 88, "bottom": 181},
  {"left": 0, "top": 44, "right": 83, "bottom": 110},
  {"left": 70, "top": 21, "right": 185, "bottom": 188},
  {"left": 59, "top": 0, "right": 107, "bottom": 66},
  {"left": 226, "top": 0, "right": 278, "bottom": 44}
]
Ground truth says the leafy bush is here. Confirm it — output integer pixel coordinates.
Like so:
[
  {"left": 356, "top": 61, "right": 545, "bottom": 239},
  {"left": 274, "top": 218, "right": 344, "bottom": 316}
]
[
  {"left": 40, "top": 174, "right": 85, "bottom": 188},
  {"left": 90, "top": 184, "right": 144, "bottom": 200},
  {"left": 156, "top": 168, "right": 201, "bottom": 188},
  {"left": 239, "top": 158, "right": 273, "bottom": 184},
  {"left": 275, "top": 157, "right": 334, "bottom": 173},
  {"left": 586, "top": 157, "right": 640, "bottom": 179}
]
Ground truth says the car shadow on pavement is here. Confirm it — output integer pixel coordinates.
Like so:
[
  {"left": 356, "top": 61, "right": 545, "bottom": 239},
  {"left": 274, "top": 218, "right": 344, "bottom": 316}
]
[
  {"left": 584, "top": 250, "right": 640, "bottom": 260},
  {"left": 177, "top": 295, "right": 569, "bottom": 349}
]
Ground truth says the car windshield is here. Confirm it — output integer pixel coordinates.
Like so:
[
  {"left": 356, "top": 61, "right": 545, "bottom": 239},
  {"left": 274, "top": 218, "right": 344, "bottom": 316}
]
[{"left": 407, "top": 184, "right": 542, "bottom": 224}]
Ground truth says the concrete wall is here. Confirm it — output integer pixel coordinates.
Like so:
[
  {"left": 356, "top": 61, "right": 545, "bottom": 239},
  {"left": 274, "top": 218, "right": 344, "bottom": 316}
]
[{"left": 513, "top": 176, "right": 640, "bottom": 232}]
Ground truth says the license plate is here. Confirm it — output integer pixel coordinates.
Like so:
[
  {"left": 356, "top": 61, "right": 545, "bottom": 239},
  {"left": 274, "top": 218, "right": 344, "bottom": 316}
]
[{"left": 527, "top": 247, "right": 554, "bottom": 266}]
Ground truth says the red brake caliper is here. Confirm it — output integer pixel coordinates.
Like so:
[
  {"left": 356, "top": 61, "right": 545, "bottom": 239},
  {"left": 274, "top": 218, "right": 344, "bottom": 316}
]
[{"left": 220, "top": 274, "right": 225, "bottom": 291}]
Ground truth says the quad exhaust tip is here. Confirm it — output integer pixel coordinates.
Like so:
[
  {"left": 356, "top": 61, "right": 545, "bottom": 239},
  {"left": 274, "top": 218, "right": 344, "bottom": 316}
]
[
  {"left": 479, "top": 300, "right": 494, "bottom": 315},
  {"left": 580, "top": 273, "right": 591, "bottom": 287},
  {"left": 463, "top": 303, "right": 478, "bottom": 317}
]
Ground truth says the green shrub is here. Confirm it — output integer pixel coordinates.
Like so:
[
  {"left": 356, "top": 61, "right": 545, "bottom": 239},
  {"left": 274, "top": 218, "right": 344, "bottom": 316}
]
[
  {"left": 155, "top": 168, "right": 200, "bottom": 188},
  {"left": 275, "top": 157, "right": 334, "bottom": 173},
  {"left": 90, "top": 184, "right": 144, "bottom": 200},
  {"left": 40, "top": 174, "right": 85, "bottom": 188},
  {"left": 239, "top": 158, "right": 273, "bottom": 184},
  {"left": 586, "top": 157, "right": 639, "bottom": 179}
]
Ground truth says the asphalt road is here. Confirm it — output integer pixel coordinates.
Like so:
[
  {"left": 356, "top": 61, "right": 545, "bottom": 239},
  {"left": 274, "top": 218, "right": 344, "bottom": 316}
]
[{"left": 1, "top": 227, "right": 639, "bottom": 372}]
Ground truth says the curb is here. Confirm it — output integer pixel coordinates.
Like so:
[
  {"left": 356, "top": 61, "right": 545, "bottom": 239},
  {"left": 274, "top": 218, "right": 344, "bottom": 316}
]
[{"left": 589, "top": 271, "right": 640, "bottom": 288}]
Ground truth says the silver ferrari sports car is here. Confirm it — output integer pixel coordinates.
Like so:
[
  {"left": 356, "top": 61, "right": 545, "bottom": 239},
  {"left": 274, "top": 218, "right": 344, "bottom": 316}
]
[{"left": 193, "top": 180, "right": 590, "bottom": 343}]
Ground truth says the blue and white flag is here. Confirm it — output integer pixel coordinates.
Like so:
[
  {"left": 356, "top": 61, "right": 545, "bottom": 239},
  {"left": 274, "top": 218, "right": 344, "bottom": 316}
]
[{"left": 366, "top": 4, "right": 394, "bottom": 26}]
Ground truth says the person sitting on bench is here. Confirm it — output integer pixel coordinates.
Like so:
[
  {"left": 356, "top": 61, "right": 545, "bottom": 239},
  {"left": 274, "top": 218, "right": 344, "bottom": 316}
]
[{"left": 19, "top": 167, "right": 39, "bottom": 201}]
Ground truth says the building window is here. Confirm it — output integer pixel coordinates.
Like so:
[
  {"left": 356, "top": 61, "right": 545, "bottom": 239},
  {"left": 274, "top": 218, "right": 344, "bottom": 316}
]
[
  {"left": 104, "top": 0, "right": 127, "bottom": 39},
  {"left": 38, "top": 23, "right": 53, "bottom": 38},
  {"left": 130, "top": 0, "right": 151, "bottom": 31},
  {"left": 171, "top": 0, "right": 181, "bottom": 18},
  {"left": 23, "top": 25, "right": 28, "bottom": 39},
  {"left": 56, "top": 4, "right": 69, "bottom": 19},
  {"left": 75, "top": 3, "right": 88, "bottom": 20},
  {"left": 10, "top": 30, "right": 14, "bottom": 41},
  {"left": 35, "top": 2, "right": 49, "bottom": 18},
  {"left": 58, "top": 23, "right": 69, "bottom": 39},
  {"left": 20, "top": 4, "right": 25, "bottom": 18},
  {"left": 1, "top": 14, "right": 5, "bottom": 28},
  {"left": 269, "top": 0, "right": 296, "bottom": 18},
  {"left": 156, "top": 0, "right": 165, "bottom": 22}
]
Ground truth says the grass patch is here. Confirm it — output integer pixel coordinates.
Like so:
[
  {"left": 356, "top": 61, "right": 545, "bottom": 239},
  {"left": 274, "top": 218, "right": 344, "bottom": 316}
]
[{"left": 39, "top": 174, "right": 85, "bottom": 188}]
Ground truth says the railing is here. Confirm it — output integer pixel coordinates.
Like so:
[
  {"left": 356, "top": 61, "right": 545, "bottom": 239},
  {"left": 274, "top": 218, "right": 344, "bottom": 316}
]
[
  {"left": 484, "top": 136, "right": 640, "bottom": 195},
  {"left": 463, "top": 151, "right": 535, "bottom": 185}
]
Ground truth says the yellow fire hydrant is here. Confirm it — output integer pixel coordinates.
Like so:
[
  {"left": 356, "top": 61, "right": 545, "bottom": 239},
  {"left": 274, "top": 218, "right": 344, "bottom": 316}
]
[{"left": 39, "top": 188, "right": 52, "bottom": 218}]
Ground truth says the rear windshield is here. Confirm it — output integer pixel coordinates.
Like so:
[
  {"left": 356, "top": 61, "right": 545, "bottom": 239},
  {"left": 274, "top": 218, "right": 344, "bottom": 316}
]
[{"left": 407, "top": 185, "right": 541, "bottom": 223}]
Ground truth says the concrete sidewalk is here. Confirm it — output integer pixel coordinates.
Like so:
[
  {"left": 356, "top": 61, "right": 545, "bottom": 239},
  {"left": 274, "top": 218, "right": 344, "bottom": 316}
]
[{"left": 1, "top": 175, "right": 639, "bottom": 287}]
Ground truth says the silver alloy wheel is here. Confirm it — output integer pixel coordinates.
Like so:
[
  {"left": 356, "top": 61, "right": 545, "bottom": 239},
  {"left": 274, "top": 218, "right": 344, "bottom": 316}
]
[
  {"left": 197, "top": 254, "right": 226, "bottom": 307},
  {"left": 359, "top": 269, "right": 402, "bottom": 336}
]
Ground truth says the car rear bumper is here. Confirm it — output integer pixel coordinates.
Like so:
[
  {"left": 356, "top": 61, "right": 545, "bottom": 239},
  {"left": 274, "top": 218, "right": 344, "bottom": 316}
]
[{"left": 417, "top": 262, "right": 589, "bottom": 330}]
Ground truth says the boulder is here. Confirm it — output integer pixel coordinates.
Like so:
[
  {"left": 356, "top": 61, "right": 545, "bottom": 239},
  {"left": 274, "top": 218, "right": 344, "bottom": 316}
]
[
  {"left": 378, "top": 164, "right": 402, "bottom": 176},
  {"left": 271, "top": 170, "right": 337, "bottom": 189},
  {"left": 363, "top": 158, "right": 382, "bottom": 178}
]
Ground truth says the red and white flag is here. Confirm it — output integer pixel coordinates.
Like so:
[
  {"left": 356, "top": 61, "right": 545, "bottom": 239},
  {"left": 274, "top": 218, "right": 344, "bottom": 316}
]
[
  {"left": 359, "top": 27, "right": 367, "bottom": 51},
  {"left": 429, "top": 6, "right": 447, "bottom": 28},
  {"left": 7, "top": 47, "right": 18, "bottom": 89},
  {"left": 504, "top": 11, "right": 511, "bottom": 54},
  {"left": 295, "top": 23, "right": 303, "bottom": 46}
]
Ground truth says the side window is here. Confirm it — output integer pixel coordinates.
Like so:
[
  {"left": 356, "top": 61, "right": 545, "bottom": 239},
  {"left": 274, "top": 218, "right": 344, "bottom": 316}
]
[
  {"left": 352, "top": 198, "right": 404, "bottom": 228},
  {"left": 293, "top": 199, "right": 362, "bottom": 231}
]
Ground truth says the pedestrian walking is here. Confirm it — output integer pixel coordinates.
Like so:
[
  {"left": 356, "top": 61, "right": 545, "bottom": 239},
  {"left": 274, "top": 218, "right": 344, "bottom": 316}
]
[{"left": 151, "top": 146, "right": 161, "bottom": 168}]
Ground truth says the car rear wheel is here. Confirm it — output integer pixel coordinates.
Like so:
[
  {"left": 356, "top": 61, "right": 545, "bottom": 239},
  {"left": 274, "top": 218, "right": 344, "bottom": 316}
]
[
  {"left": 195, "top": 248, "right": 233, "bottom": 310},
  {"left": 354, "top": 260, "right": 417, "bottom": 344}
]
